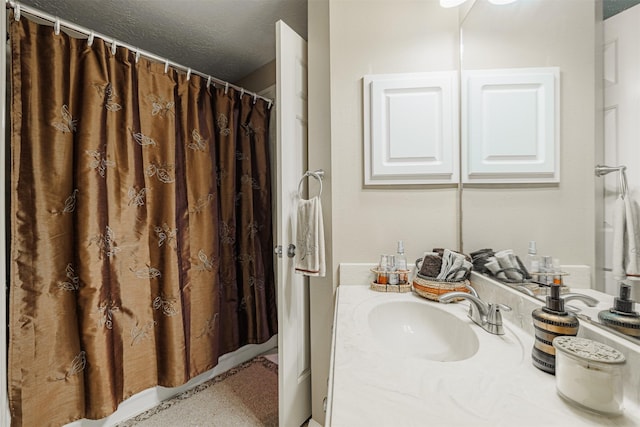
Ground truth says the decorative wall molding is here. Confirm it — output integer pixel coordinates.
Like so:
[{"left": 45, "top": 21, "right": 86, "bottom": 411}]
[
  {"left": 363, "top": 72, "right": 459, "bottom": 185},
  {"left": 461, "top": 67, "right": 560, "bottom": 184}
]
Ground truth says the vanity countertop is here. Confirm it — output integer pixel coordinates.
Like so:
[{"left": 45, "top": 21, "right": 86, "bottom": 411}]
[{"left": 328, "top": 285, "right": 640, "bottom": 427}]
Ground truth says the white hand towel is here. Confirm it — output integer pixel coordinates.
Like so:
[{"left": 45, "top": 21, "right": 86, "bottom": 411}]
[
  {"left": 452, "top": 260, "right": 473, "bottom": 281},
  {"left": 613, "top": 195, "right": 640, "bottom": 280},
  {"left": 613, "top": 196, "right": 626, "bottom": 280},
  {"left": 495, "top": 250, "right": 522, "bottom": 280},
  {"left": 295, "top": 196, "right": 325, "bottom": 277},
  {"left": 437, "top": 249, "right": 465, "bottom": 280},
  {"left": 484, "top": 258, "right": 507, "bottom": 280}
]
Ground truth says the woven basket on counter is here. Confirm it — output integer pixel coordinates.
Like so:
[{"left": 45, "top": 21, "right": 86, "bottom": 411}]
[
  {"left": 413, "top": 273, "right": 471, "bottom": 301},
  {"left": 370, "top": 281, "right": 412, "bottom": 293},
  {"left": 369, "top": 268, "right": 412, "bottom": 293}
]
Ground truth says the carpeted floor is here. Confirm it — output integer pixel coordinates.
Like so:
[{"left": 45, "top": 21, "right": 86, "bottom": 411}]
[{"left": 117, "top": 356, "right": 278, "bottom": 427}]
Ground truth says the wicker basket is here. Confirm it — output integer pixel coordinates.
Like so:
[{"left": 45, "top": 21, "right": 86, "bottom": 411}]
[
  {"left": 413, "top": 274, "right": 471, "bottom": 301},
  {"left": 370, "top": 281, "right": 412, "bottom": 293}
]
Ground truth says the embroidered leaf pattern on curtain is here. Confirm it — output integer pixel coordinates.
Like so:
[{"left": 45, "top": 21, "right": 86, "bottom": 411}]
[{"left": 8, "top": 16, "right": 277, "bottom": 427}]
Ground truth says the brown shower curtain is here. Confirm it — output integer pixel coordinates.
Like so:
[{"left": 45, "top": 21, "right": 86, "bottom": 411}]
[{"left": 8, "top": 15, "right": 277, "bottom": 427}]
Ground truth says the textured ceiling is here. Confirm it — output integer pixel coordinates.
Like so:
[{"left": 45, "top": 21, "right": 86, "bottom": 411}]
[
  {"left": 604, "top": 0, "right": 640, "bottom": 19},
  {"left": 15, "top": 0, "right": 308, "bottom": 83}
]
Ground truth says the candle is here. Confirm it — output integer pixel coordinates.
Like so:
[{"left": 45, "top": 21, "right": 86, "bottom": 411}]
[{"left": 553, "top": 336, "right": 625, "bottom": 415}]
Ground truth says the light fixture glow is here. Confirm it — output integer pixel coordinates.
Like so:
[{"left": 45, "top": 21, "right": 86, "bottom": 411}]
[
  {"left": 488, "top": 0, "right": 518, "bottom": 4},
  {"left": 439, "top": 0, "right": 468, "bottom": 8}
]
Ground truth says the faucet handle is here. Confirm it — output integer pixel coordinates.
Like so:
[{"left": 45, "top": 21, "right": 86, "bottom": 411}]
[
  {"left": 487, "top": 303, "right": 511, "bottom": 322},
  {"left": 486, "top": 303, "right": 511, "bottom": 335},
  {"left": 494, "top": 303, "right": 512, "bottom": 312}
]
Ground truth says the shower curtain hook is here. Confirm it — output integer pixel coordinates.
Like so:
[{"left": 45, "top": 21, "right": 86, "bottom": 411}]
[
  {"left": 240, "top": 88, "right": 244, "bottom": 98},
  {"left": 14, "top": 4, "right": 20, "bottom": 21},
  {"left": 111, "top": 39, "right": 117, "bottom": 55},
  {"left": 253, "top": 93, "right": 257, "bottom": 104},
  {"left": 54, "top": 17, "right": 61, "bottom": 35},
  {"left": 207, "top": 76, "right": 212, "bottom": 88},
  {"left": 164, "top": 59, "right": 169, "bottom": 74},
  {"left": 186, "top": 68, "right": 191, "bottom": 81},
  {"left": 135, "top": 48, "right": 141, "bottom": 63},
  {"left": 267, "top": 100, "right": 272, "bottom": 109},
  {"left": 224, "top": 82, "right": 229, "bottom": 94},
  {"left": 87, "top": 31, "right": 95, "bottom": 47}
]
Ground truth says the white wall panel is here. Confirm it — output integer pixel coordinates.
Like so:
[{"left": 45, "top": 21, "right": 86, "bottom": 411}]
[
  {"left": 364, "top": 72, "right": 458, "bottom": 185},
  {"left": 462, "top": 67, "right": 560, "bottom": 183}
]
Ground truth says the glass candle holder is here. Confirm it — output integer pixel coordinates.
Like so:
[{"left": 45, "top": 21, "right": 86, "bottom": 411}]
[
  {"left": 377, "top": 255, "right": 389, "bottom": 284},
  {"left": 553, "top": 336, "right": 626, "bottom": 416}
]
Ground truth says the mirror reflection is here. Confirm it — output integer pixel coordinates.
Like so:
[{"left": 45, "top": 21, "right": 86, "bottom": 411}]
[{"left": 460, "top": 0, "right": 640, "bottom": 342}]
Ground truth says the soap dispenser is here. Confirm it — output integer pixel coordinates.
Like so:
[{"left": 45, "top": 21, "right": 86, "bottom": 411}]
[
  {"left": 598, "top": 283, "right": 640, "bottom": 338},
  {"left": 531, "top": 284, "right": 579, "bottom": 374}
]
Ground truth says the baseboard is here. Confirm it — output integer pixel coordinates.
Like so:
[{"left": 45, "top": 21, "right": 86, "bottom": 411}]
[{"left": 64, "top": 335, "right": 278, "bottom": 427}]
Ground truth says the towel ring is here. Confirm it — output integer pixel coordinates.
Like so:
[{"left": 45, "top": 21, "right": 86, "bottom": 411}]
[
  {"left": 595, "top": 164, "right": 628, "bottom": 199},
  {"left": 297, "top": 170, "right": 324, "bottom": 199}
]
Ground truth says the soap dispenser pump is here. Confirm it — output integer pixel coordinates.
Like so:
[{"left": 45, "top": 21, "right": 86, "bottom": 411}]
[
  {"left": 598, "top": 283, "right": 640, "bottom": 338},
  {"left": 531, "top": 284, "right": 579, "bottom": 374}
]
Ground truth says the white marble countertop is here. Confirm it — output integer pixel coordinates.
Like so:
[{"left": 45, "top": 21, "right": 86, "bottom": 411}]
[{"left": 328, "top": 285, "right": 640, "bottom": 427}]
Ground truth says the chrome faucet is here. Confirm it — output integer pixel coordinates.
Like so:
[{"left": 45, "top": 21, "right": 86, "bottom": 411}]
[
  {"left": 562, "top": 293, "right": 599, "bottom": 314},
  {"left": 439, "top": 292, "right": 512, "bottom": 335},
  {"left": 463, "top": 283, "right": 479, "bottom": 298},
  {"left": 562, "top": 293, "right": 599, "bottom": 307}
]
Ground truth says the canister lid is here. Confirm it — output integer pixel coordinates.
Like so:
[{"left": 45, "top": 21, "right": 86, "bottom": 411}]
[{"left": 552, "top": 336, "right": 626, "bottom": 364}]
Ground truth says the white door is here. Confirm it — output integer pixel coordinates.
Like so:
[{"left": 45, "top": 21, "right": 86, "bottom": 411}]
[
  {"left": 603, "top": 5, "right": 640, "bottom": 296},
  {"left": 275, "top": 20, "right": 311, "bottom": 427}
]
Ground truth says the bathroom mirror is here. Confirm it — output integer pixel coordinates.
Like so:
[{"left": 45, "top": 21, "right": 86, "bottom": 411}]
[
  {"left": 459, "top": 0, "right": 640, "bottom": 342},
  {"left": 459, "top": 0, "right": 597, "bottom": 280}
]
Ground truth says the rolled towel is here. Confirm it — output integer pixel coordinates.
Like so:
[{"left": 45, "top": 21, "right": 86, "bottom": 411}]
[
  {"left": 485, "top": 258, "right": 507, "bottom": 280},
  {"left": 471, "top": 248, "right": 494, "bottom": 274},
  {"left": 437, "top": 249, "right": 466, "bottom": 280},
  {"left": 436, "top": 249, "right": 453, "bottom": 280},
  {"left": 419, "top": 252, "right": 442, "bottom": 278},
  {"left": 450, "top": 260, "right": 473, "bottom": 281},
  {"left": 495, "top": 250, "right": 523, "bottom": 280},
  {"left": 446, "top": 259, "right": 473, "bottom": 282}
]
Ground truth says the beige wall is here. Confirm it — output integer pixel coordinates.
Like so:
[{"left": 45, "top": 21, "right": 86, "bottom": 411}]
[
  {"left": 307, "top": 0, "right": 460, "bottom": 423},
  {"left": 308, "top": 0, "right": 598, "bottom": 423},
  {"left": 234, "top": 59, "right": 276, "bottom": 93},
  {"left": 329, "top": 0, "right": 461, "bottom": 267}
]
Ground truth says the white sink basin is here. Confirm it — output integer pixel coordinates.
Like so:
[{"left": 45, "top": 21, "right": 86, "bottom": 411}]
[{"left": 368, "top": 300, "right": 479, "bottom": 361}]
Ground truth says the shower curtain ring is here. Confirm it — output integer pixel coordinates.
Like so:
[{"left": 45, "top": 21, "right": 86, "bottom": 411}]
[
  {"left": 207, "top": 76, "right": 212, "bottom": 88},
  {"left": 54, "top": 17, "right": 61, "bottom": 35},
  {"left": 186, "top": 68, "right": 191, "bottom": 81},
  {"left": 111, "top": 40, "right": 117, "bottom": 55},
  {"left": 164, "top": 59, "right": 169, "bottom": 74},
  {"left": 253, "top": 93, "right": 257, "bottom": 104},
  {"left": 87, "top": 31, "right": 95, "bottom": 47},
  {"left": 14, "top": 4, "right": 20, "bottom": 21},
  {"left": 135, "top": 48, "right": 141, "bottom": 63},
  {"left": 225, "top": 82, "right": 229, "bottom": 94}
]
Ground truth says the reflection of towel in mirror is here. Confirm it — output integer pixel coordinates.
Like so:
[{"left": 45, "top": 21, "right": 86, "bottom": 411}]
[
  {"left": 485, "top": 258, "right": 508, "bottom": 280},
  {"left": 295, "top": 196, "right": 325, "bottom": 277},
  {"left": 613, "top": 195, "right": 640, "bottom": 280},
  {"left": 495, "top": 250, "right": 523, "bottom": 280}
]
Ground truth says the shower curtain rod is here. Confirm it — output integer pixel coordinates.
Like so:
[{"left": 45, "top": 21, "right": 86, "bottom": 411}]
[{"left": 5, "top": 0, "right": 273, "bottom": 107}]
